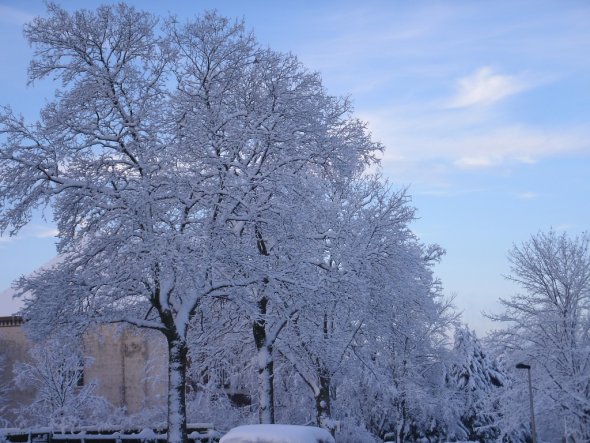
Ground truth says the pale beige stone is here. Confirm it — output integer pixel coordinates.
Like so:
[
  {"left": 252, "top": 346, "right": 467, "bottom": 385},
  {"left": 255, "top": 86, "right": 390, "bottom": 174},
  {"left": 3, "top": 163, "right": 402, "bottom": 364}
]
[{"left": 0, "top": 317, "right": 168, "bottom": 422}]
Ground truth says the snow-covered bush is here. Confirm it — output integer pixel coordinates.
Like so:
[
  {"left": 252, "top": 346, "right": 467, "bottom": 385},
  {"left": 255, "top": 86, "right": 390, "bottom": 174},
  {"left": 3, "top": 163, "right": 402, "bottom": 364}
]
[
  {"left": 335, "top": 421, "right": 379, "bottom": 443},
  {"left": 13, "top": 336, "right": 112, "bottom": 428}
]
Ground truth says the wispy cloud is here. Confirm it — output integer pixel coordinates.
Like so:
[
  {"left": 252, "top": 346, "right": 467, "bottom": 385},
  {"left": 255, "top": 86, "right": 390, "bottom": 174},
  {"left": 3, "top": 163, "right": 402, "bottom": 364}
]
[
  {"left": 449, "top": 127, "right": 589, "bottom": 170},
  {"left": 0, "top": 225, "right": 57, "bottom": 244},
  {"left": 554, "top": 223, "right": 575, "bottom": 232},
  {"left": 447, "top": 67, "right": 531, "bottom": 108},
  {"left": 0, "top": 5, "right": 34, "bottom": 26},
  {"left": 30, "top": 226, "right": 59, "bottom": 239},
  {"left": 454, "top": 156, "right": 496, "bottom": 169},
  {"left": 367, "top": 98, "right": 590, "bottom": 169},
  {"left": 515, "top": 192, "right": 538, "bottom": 200},
  {"left": 287, "top": 3, "right": 589, "bottom": 198}
]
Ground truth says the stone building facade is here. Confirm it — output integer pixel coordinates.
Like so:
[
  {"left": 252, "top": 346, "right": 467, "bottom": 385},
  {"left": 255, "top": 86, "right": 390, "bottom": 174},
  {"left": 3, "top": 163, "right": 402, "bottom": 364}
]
[
  {"left": 0, "top": 316, "right": 168, "bottom": 423},
  {"left": 0, "top": 316, "right": 35, "bottom": 424}
]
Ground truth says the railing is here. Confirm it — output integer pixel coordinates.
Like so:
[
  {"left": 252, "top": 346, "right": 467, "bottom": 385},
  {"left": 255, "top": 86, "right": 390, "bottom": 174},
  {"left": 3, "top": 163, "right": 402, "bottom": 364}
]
[
  {"left": 0, "top": 316, "right": 23, "bottom": 328},
  {"left": 0, "top": 424, "right": 219, "bottom": 443}
]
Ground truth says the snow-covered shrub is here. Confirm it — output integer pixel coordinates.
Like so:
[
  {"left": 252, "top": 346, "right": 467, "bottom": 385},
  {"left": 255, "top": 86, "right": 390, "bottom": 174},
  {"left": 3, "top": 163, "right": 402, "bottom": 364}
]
[
  {"left": 13, "top": 336, "right": 112, "bottom": 428},
  {"left": 335, "top": 421, "right": 379, "bottom": 443}
]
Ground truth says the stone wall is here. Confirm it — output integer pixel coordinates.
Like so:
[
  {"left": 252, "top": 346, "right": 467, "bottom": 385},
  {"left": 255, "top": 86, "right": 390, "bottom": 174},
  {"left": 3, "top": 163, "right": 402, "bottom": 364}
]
[
  {"left": 0, "top": 317, "right": 35, "bottom": 423},
  {"left": 0, "top": 318, "right": 168, "bottom": 422},
  {"left": 84, "top": 326, "right": 168, "bottom": 414}
]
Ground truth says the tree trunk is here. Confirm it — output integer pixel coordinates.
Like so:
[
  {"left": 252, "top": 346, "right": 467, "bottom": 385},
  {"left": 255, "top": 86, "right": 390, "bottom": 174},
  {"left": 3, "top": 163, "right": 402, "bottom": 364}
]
[
  {"left": 315, "top": 311, "right": 335, "bottom": 435},
  {"left": 315, "top": 368, "right": 334, "bottom": 436},
  {"left": 396, "top": 398, "right": 407, "bottom": 443},
  {"left": 253, "top": 296, "right": 275, "bottom": 424},
  {"left": 256, "top": 342, "right": 275, "bottom": 424},
  {"left": 166, "top": 336, "right": 188, "bottom": 443}
]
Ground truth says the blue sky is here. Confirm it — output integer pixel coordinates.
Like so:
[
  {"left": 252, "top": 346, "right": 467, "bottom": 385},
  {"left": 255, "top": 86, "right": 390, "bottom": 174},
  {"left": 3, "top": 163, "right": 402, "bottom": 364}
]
[{"left": 0, "top": 1, "right": 589, "bottom": 334}]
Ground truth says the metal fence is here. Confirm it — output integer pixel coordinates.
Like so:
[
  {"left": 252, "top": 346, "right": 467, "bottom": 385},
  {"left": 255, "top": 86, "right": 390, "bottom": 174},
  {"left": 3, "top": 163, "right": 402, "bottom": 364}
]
[{"left": 0, "top": 424, "right": 219, "bottom": 443}]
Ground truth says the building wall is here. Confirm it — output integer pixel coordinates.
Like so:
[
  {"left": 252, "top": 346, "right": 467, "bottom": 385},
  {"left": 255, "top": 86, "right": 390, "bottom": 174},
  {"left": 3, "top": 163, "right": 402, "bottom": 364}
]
[
  {"left": 0, "top": 317, "right": 168, "bottom": 423},
  {"left": 0, "top": 317, "right": 35, "bottom": 423},
  {"left": 84, "top": 326, "right": 168, "bottom": 414}
]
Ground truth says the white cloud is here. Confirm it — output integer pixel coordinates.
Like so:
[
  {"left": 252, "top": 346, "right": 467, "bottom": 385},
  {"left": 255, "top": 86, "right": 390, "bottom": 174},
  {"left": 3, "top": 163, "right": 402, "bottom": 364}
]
[
  {"left": 554, "top": 223, "right": 575, "bottom": 232},
  {"left": 0, "top": 5, "right": 34, "bottom": 26},
  {"left": 516, "top": 192, "right": 538, "bottom": 200},
  {"left": 30, "top": 226, "right": 59, "bottom": 239},
  {"left": 447, "top": 67, "right": 531, "bottom": 108},
  {"left": 449, "top": 127, "right": 589, "bottom": 170},
  {"left": 362, "top": 99, "right": 590, "bottom": 184},
  {"left": 454, "top": 156, "right": 497, "bottom": 169},
  {"left": 0, "top": 225, "right": 57, "bottom": 243}
]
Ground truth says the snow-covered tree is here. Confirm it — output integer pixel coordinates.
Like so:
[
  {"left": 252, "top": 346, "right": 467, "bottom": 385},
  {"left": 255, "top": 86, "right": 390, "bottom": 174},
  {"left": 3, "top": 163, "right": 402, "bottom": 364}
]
[
  {"left": 319, "top": 197, "right": 456, "bottom": 442},
  {"left": 180, "top": 175, "right": 456, "bottom": 441},
  {"left": 185, "top": 295, "right": 257, "bottom": 428},
  {"left": 491, "top": 230, "right": 590, "bottom": 440},
  {"left": 13, "top": 336, "right": 110, "bottom": 428},
  {"left": 0, "top": 5, "right": 378, "bottom": 441},
  {"left": 448, "top": 326, "right": 507, "bottom": 442},
  {"left": 276, "top": 177, "right": 416, "bottom": 433},
  {"left": 166, "top": 13, "right": 378, "bottom": 423}
]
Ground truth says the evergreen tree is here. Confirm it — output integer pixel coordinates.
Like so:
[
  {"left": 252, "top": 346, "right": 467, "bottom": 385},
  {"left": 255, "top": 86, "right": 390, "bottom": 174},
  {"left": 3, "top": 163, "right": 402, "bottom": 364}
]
[{"left": 449, "top": 326, "right": 507, "bottom": 442}]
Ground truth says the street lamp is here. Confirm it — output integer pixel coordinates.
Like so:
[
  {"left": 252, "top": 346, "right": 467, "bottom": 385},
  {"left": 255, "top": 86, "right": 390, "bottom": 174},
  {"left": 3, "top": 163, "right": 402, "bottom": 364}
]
[{"left": 516, "top": 363, "right": 537, "bottom": 443}]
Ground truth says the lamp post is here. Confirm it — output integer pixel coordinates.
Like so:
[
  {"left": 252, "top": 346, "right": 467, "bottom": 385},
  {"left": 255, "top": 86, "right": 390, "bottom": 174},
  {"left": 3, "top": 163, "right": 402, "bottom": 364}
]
[{"left": 516, "top": 363, "right": 537, "bottom": 443}]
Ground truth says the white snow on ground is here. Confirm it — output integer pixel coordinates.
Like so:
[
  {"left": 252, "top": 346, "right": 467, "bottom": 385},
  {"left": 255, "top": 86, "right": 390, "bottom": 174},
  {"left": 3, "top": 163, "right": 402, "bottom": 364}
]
[{"left": 219, "top": 424, "right": 335, "bottom": 443}]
